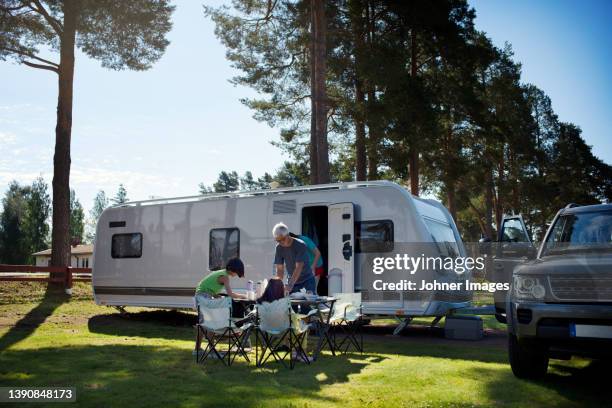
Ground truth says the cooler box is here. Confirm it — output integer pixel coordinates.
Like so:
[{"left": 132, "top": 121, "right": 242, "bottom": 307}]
[{"left": 445, "top": 315, "right": 483, "bottom": 340}]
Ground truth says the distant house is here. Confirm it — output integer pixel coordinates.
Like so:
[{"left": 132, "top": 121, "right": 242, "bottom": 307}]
[{"left": 32, "top": 244, "right": 93, "bottom": 268}]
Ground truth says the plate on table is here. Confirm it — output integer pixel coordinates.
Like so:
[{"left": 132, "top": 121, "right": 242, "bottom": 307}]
[{"left": 289, "top": 292, "right": 306, "bottom": 300}]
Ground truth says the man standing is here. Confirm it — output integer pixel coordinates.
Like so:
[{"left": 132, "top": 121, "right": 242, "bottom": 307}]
[
  {"left": 272, "top": 223, "right": 317, "bottom": 294},
  {"left": 290, "top": 232, "right": 323, "bottom": 294}
]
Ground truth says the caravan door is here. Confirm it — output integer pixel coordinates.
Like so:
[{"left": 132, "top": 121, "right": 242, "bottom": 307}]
[{"left": 328, "top": 203, "right": 355, "bottom": 294}]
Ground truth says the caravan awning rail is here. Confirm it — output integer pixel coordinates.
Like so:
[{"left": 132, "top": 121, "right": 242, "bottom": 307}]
[{"left": 110, "top": 180, "right": 402, "bottom": 208}]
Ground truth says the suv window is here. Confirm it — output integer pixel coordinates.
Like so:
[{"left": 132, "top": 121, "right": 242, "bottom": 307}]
[
  {"left": 543, "top": 210, "right": 612, "bottom": 255},
  {"left": 501, "top": 218, "right": 529, "bottom": 243}
]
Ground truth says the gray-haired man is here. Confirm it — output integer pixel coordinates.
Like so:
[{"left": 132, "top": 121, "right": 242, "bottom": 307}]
[{"left": 272, "top": 222, "right": 317, "bottom": 294}]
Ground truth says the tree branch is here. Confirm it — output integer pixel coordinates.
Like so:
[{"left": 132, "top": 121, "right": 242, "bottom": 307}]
[
  {"left": 264, "top": 50, "right": 304, "bottom": 73},
  {"left": 2, "top": 46, "right": 59, "bottom": 67},
  {"left": 0, "top": 3, "right": 29, "bottom": 13},
  {"left": 22, "top": 59, "right": 59, "bottom": 73},
  {"left": 29, "top": 0, "right": 63, "bottom": 35}
]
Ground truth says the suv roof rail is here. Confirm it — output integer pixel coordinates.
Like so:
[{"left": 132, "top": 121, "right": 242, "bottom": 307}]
[{"left": 565, "top": 203, "right": 581, "bottom": 209}]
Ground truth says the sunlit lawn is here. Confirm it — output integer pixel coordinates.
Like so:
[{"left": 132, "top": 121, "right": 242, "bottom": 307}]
[{"left": 0, "top": 282, "right": 608, "bottom": 407}]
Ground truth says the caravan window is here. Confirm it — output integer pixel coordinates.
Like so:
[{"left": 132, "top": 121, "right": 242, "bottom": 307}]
[
  {"left": 355, "top": 220, "right": 394, "bottom": 253},
  {"left": 111, "top": 233, "right": 142, "bottom": 258},
  {"left": 209, "top": 228, "right": 240, "bottom": 271},
  {"left": 423, "top": 218, "right": 460, "bottom": 258}
]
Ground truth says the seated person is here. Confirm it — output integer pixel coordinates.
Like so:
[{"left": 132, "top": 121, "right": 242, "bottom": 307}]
[
  {"left": 194, "top": 258, "right": 250, "bottom": 353},
  {"left": 256, "top": 277, "right": 311, "bottom": 362},
  {"left": 257, "top": 277, "right": 285, "bottom": 304},
  {"left": 195, "top": 258, "right": 247, "bottom": 305}
]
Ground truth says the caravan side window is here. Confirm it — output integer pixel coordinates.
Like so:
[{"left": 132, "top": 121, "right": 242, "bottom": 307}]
[
  {"left": 209, "top": 228, "right": 240, "bottom": 271},
  {"left": 355, "top": 220, "right": 394, "bottom": 253},
  {"left": 111, "top": 233, "right": 142, "bottom": 258}
]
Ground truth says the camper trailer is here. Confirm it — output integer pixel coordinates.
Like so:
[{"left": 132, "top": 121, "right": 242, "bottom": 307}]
[{"left": 92, "top": 181, "right": 471, "bottom": 317}]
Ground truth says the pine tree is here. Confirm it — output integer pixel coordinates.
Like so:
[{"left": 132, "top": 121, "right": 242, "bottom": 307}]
[
  {"left": 69, "top": 189, "right": 84, "bottom": 244},
  {"left": 23, "top": 177, "right": 51, "bottom": 256},
  {"left": 85, "top": 190, "right": 108, "bottom": 243},
  {"left": 0, "top": 0, "right": 174, "bottom": 267},
  {"left": 112, "top": 184, "right": 128, "bottom": 205}
]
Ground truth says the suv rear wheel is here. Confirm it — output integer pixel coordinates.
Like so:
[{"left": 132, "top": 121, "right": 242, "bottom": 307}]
[{"left": 508, "top": 334, "right": 549, "bottom": 379}]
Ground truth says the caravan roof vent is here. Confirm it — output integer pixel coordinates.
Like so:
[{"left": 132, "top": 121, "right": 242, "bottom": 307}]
[{"left": 273, "top": 199, "right": 297, "bottom": 214}]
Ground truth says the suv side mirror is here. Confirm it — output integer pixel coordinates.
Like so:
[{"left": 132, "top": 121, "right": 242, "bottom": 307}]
[{"left": 478, "top": 236, "right": 492, "bottom": 256}]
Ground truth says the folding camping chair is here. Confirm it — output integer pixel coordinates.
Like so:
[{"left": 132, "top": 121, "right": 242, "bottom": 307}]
[
  {"left": 329, "top": 293, "right": 363, "bottom": 353},
  {"left": 195, "top": 296, "right": 253, "bottom": 366},
  {"left": 255, "top": 297, "right": 312, "bottom": 369}
]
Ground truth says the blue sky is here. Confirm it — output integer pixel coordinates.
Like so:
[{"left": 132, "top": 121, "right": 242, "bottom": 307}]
[{"left": 0, "top": 0, "right": 610, "bottom": 214}]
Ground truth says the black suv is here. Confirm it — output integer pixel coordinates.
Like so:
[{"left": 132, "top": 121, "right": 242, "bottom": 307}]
[{"left": 503, "top": 204, "right": 612, "bottom": 378}]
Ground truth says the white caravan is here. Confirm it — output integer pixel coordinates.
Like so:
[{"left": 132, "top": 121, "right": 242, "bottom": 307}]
[{"left": 92, "top": 181, "right": 471, "bottom": 317}]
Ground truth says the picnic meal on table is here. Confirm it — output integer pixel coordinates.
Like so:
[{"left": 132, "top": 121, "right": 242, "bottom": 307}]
[{"left": 192, "top": 221, "right": 362, "bottom": 368}]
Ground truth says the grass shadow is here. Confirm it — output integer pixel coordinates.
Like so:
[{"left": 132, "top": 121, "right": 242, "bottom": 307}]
[
  {"left": 355, "top": 323, "right": 508, "bottom": 364},
  {"left": 0, "top": 344, "right": 374, "bottom": 407},
  {"left": 88, "top": 310, "right": 508, "bottom": 364},
  {"left": 88, "top": 309, "right": 196, "bottom": 342},
  {"left": 473, "top": 359, "right": 612, "bottom": 406},
  {"left": 0, "top": 284, "right": 69, "bottom": 351}
]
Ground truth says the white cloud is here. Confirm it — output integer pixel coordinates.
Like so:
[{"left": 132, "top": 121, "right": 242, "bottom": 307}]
[
  {"left": 0, "top": 171, "right": 50, "bottom": 187},
  {"left": 0, "top": 131, "right": 16, "bottom": 145}
]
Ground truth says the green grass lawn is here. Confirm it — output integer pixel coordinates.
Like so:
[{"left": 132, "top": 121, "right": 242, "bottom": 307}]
[{"left": 0, "top": 282, "right": 609, "bottom": 407}]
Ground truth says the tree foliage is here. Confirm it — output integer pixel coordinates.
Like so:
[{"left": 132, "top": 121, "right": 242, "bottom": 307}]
[
  {"left": 207, "top": 0, "right": 611, "bottom": 241},
  {"left": 0, "top": 182, "right": 31, "bottom": 263},
  {"left": 111, "top": 184, "right": 128, "bottom": 205},
  {"left": 69, "top": 189, "right": 84, "bottom": 244},
  {"left": 85, "top": 189, "right": 108, "bottom": 243},
  {"left": 0, "top": 178, "right": 51, "bottom": 264}
]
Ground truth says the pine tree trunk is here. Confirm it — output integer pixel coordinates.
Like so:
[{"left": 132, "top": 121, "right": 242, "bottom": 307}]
[
  {"left": 366, "top": 89, "right": 378, "bottom": 180},
  {"left": 355, "top": 82, "right": 367, "bottom": 181},
  {"left": 309, "top": 4, "right": 318, "bottom": 185},
  {"left": 50, "top": 0, "right": 77, "bottom": 271},
  {"left": 409, "top": 29, "right": 419, "bottom": 196},
  {"left": 485, "top": 167, "right": 493, "bottom": 240},
  {"left": 312, "top": 0, "right": 329, "bottom": 184},
  {"left": 351, "top": 0, "right": 367, "bottom": 182},
  {"left": 495, "top": 159, "right": 505, "bottom": 231},
  {"left": 409, "top": 146, "right": 418, "bottom": 195},
  {"left": 365, "top": 1, "right": 378, "bottom": 180}
]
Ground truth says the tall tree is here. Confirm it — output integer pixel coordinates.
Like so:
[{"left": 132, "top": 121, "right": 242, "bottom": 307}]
[
  {"left": 69, "top": 189, "right": 84, "bottom": 244},
  {"left": 23, "top": 176, "right": 51, "bottom": 255},
  {"left": 212, "top": 171, "right": 240, "bottom": 193},
  {"left": 240, "top": 171, "right": 273, "bottom": 190},
  {"left": 310, "top": 0, "right": 330, "bottom": 183},
  {"left": 0, "top": 182, "right": 31, "bottom": 264},
  {"left": 85, "top": 190, "right": 108, "bottom": 242},
  {"left": 348, "top": 0, "right": 367, "bottom": 181},
  {"left": 112, "top": 184, "right": 128, "bottom": 205},
  {"left": 0, "top": 0, "right": 174, "bottom": 267},
  {"left": 90, "top": 190, "right": 108, "bottom": 221},
  {"left": 206, "top": 0, "right": 336, "bottom": 185}
]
